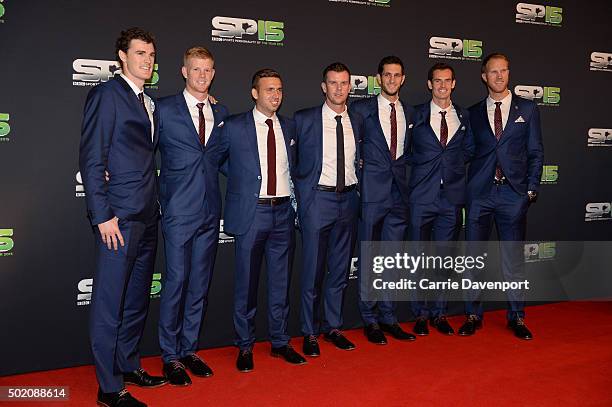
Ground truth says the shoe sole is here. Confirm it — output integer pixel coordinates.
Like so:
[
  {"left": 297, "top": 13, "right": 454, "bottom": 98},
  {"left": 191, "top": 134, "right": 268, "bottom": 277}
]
[
  {"left": 97, "top": 402, "right": 110, "bottom": 407},
  {"left": 303, "top": 352, "right": 320, "bottom": 357},
  {"left": 124, "top": 381, "right": 168, "bottom": 388},
  {"left": 237, "top": 368, "right": 254, "bottom": 373},
  {"left": 323, "top": 337, "right": 356, "bottom": 351},
  {"left": 507, "top": 326, "right": 533, "bottom": 340},
  {"left": 270, "top": 353, "right": 307, "bottom": 365}
]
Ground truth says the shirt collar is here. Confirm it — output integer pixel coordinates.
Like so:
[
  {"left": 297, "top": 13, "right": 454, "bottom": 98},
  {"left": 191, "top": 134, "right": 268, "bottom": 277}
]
[
  {"left": 430, "top": 100, "right": 455, "bottom": 115},
  {"left": 322, "top": 101, "right": 347, "bottom": 121},
  {"left": 377, "top": 93, "right": 401, "bottom": 110},
  {"left": 183, "top": 89, "right": 208, "bottom": 108},
  {"left": 119, "top": 73, "right": 144, "bottom": 95},
  {"left": 252, "top": 106, "right": 277, "bottom": 124},
  {"left": 486, "top": 91, "right": 512, "bottom": 109}
]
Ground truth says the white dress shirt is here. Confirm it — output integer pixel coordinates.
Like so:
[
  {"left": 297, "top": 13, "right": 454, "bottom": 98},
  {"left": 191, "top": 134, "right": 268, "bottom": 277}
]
[
  {"left": 377, "top": 94, "right": 406, "bottom": 159},
  {"left": 430, "top": 100, "right": 460, "bottom": 143},
  {"left": 253, "top": 107, "right": 290, "bottom": 198},
  {"left": 120, "top": 73, "right": 154, "bottom": 141},
  {"left": 319, "top": 102, "right": 357, "bottom": 187},
  {"left": 183, "top": 90, "right": 214, "bottom": 146},
  {"left": 486, "top": 91, "right": 512, "bottom": 134}
]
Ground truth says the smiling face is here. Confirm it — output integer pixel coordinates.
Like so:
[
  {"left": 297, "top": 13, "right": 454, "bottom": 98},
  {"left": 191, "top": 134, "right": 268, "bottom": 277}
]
[
  {"left": 428, "top": 68, "right": 455, "bottom": 107},
  {"left": 252, "top": 76, "right": 283, "bottom": 117},
  {"left": 377, "top": 63, "right": 405, "bottom": 100},
  {"left": 182, "top": 56, "right": 215, "bottom": 100},
  {"left": 322, "top": 70, "right": 351, "bottom": 111},
  {"left": 482, "top": 57, "right": 510, "bottom": 99},
  {"left": 118, "top": 39, "right": 155, "bottom": 88}
]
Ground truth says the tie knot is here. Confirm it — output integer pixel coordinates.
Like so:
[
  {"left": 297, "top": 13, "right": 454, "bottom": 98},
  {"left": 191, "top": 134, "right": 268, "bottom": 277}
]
[
  {"left": 495, "top": 101, "right": 502, "bottom": 108},
  {"left": 440, "top": 110, "right": 447, "bottom": 117},
  {"left": 196, "top": 102, "right": 205, "bottom": 111},
  {"left": 389, "top": 102, "right": 395, "bottom": 111},
  {"left": 265, "top": 118, "right": 273, "bottom": 128},
  {"left": 138, "top": 92, "right": 145, "bottom": 102},
  {"left": 335, "top": 115, "right": 342, "bottom": 123}
]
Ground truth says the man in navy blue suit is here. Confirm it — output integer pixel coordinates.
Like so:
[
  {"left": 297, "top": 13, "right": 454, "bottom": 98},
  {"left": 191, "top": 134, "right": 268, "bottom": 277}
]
[
  {"left": 407, "top": 63, "right": 474, "bottom": 337},
  {"left": 79, "top": 28, "right": 167, "bottom": 407},
  {"left": 294, "top": 62, "right": 364, "bottom": 356},
  {"left": 458, "top": 53, "right": 544, "bottom": 340},
  {"left": 156, "top": 47, "right": 229, "bottom": 385},
  {"left": 350, "top": 56, "right": 416, "bottom": 345},
  {"left": 209, "top": 68, "right": 306, "bottom": 372}
]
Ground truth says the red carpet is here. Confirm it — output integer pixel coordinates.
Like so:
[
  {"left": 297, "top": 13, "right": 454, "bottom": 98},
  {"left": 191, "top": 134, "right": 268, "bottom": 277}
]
[{"left": 1, "top": 302, "right": 611, "bottom": 406}]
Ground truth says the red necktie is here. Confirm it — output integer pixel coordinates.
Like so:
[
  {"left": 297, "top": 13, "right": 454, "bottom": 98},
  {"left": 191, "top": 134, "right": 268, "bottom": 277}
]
[
  {"left": 196, "top": 102, "right": 206, "bottom": 145},
  {"left": 494, "top": 101, "right": 504, "bottom": 180},
  {"left": 390, "top": 103, "right": 397, "bottom": 160},
  {"left": 440, "top": 110, "right": 448, "bottom": 148},
  {"left": 265, "top": 119, "right": 276, "bottom": 196}
]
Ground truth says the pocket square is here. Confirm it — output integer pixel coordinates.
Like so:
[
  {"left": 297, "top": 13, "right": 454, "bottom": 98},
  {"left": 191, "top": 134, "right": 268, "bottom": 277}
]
[
  {"left": 217, "top": 121, "right": 224, "bottom": 127},
  {"left": 515, "top": 116, "right": 525, "bottom": 123},
  {"left": 461, "top": 126, "right": 466, "bottom": 131},
  {"left": 290, "top": 139, "right": 295, "bottom": 146}
]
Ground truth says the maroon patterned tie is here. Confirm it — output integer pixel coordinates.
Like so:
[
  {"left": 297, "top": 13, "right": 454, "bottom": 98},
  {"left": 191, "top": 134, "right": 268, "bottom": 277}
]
[
  {"left": 265, "top": 119, "right": 277, "bottom": 196},
  {"left": 196, "top": 102, "right": 206, "bottom": 145},
  {"left": 494, "top": 101, "right": 504, "bottom": 180},
  {"left": 390, "top": 103, "right": 397, "bottom": 160},
  {"left": 440, "top": 110, "right": 448, "bottom": 148}
]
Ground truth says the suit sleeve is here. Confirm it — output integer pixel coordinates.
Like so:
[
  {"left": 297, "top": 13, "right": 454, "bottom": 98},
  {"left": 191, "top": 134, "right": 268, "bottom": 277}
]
[
  {"left": 527, "top": 104, "right": 544, "bottom": 192},
  {"left": 462, "top": 111, "right": 476, "bottom": 163},
  {"left": 78, "top": 86, "right": 115, "bottom": 225},
  {"left": 211, "top": 118, "right": 230, "bottom": 177},
  {"left": 404, "top": 110, "right": 415, "bottom": 166}
]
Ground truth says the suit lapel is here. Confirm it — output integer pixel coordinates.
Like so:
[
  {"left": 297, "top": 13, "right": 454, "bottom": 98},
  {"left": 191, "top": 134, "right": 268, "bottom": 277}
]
[
  {"left": 370, "top": 97, "right": 392, "bottom": 162},
  {"left": 446, "top": 103, "right": 467, "bottom": 147},
  {"left": 400, "top": 99, "right": 413, "bottom": 155},
  {"left": 176, "top": 94, "right": 203, "bottom": 149},
  {"left": 278, "top": 115, "right": 293, "bottom": 169},
  {"left": 246, "top": 112, "right": 262, "bottom": 175},
  {"left": 500, "top": 96, "right": 521, "bottom": 144},
  {"left": 480, "top": 99, "right": 496, "bottom": 140},
  {"left": 348, "top": 109, "right": 361, "bottom": 167},
  {"left": 316, "top": 106, "right": 324, "bottom": 174},
  {"left": 115, "top": 76, "right": 152, "bottom": 140},
  {"left": 420, "top": 102, "right": 443, "bottom": 148}
]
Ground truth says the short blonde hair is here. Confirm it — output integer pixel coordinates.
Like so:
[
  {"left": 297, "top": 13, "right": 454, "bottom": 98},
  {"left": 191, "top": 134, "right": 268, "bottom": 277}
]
[{"left": 183, "top": 46, "right": 214, "bottom": 66}]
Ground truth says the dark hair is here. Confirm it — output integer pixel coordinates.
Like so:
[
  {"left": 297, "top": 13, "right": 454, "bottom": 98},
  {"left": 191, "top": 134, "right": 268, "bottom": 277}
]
[
  {"left": 481, "top": 52, "right": 510, "bottom": 73},
  {"left": 428, "top": 62, "right": 455, "bottom": 81},
  {"left": 252, "top": 68, "right": 282, "bottom": 89},
  {"left": 322, "top": 62, "right": 351, "bottom": 82},
  {"left": 378, "top": 56, "right": 404, "bottom": 75},
  {"left": 115, "top": 27, "right": 156, "bottom": 67}
]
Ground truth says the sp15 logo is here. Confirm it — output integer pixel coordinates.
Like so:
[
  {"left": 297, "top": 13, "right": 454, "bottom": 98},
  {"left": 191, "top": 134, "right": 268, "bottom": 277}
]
[
  {"left": 541, "top": 165, "right": 558, "bottom": 183},
  {"left": 73, "top": 59, "right": 121, "bottom": 83},
  {"left": 350, "top": 75, "right": 380, "bottom": 97},
  {"left": 429, "top": 37, "right": 482, "bottom": 59},
  {"left": 515, "top": 3, "right": 562, "bottom": 25},
  {"left": 587, "top": 128, "right": 612, "bottom": 146},
  {"left": 524, "top": 242, "right": 556, "bottom": 262},
  {"left": 590, "top": 52, "right": 612, "bottom": 71},
  {"left": 0, "top": 113, "right": 10, "bottom": 139},
  {"left": 514, "top": 85, "right": 560, "bottom": 105},
  {"left": 211, "top": 16, "right": 284, "bottom": 42},
  {"left": 0, "top": 229, "right": 14, "bottom": 254},
  {"left": 585, "top": 202, "right": 612, "bottom": 221}
]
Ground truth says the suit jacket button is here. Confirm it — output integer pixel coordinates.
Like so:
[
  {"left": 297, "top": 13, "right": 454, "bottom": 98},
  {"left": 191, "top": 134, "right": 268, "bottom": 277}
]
[
  {"left": 254, "top": 193, "right": 258, "bottom": 197},
  {"left": 257, "top": 175, "right": 261, "bottom": 180}
]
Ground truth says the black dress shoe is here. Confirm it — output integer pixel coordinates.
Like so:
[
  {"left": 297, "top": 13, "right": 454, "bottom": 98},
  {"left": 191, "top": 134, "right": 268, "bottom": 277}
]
[
  {"left": 458, "top": 315, "right": 482, "bottom": 336},
  {"left": 413, "top": 317, "right": 429, "bottom": 336},
  {"left": 97, "top": 388, "right": 146, "bottom": 407},
  {"left": 303, "top": 335, "right": 320, "bottom": 357},
  {"left": 379, "top": 323, "right": 416, "bottom": 341},
  {"left": 430, "top": 316, "right": 455, "bottom": 335},
  {"left": 324, "top": 330, "right": 356, "bottom": 350},
  {"left": 364, "top": 323, "right": 387, "bottom": 345},
  {"left": 271, "top": 345, "right": 307, "bottom": 365},
  {"left": 508, "top": 318, "right": 533, "bottom": 340},
  {"left": 179, "top": 354, "right": 213, "bottom": 377},
  {"left": 162, "top": 361, "right": 192, "bottom": 386},
  {"left": 123, "top": 368, "right": 168, "bottom": 388},
  {"left": 236, "top": 349, "right": 254, "bottom": 372}
]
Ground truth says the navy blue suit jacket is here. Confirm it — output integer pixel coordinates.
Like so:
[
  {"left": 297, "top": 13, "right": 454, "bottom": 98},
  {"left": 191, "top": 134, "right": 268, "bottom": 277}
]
[
  {"left": 211, "top": 111, "right": 297, "bottom": 235},
  {"left": 350, "top": 96, "right": 414, "bottom": 205},
  {"left": 293, "top": 105, "right": 364, "bottom": 219},
  {"left": 157, "top": 93, "right": 229, "bottom": 218},
  {"left": 79, "top": 76, "right": 158, "bottom": 225},
  {"left": 467, "top": 94, "right": 544, "bottom": 201},
  {"left": 406, "top": 102, "right": 474, "bottom": 205}
]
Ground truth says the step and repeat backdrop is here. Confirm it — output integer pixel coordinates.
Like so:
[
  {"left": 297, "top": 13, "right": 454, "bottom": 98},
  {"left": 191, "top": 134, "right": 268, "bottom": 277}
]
[{"left": 0, "top": 0, "right": 610, "bottom": 375}]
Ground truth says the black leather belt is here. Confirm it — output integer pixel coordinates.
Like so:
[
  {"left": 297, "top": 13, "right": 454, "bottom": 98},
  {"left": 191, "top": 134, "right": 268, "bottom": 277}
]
[
  {"left": 494, "top": 178, "right": 507, "bottom": 185},
  {"left": 315, "top": 184, "right": 357, "bottom": 193},
  {"left": 257, "top": 196, "right": 290, "bottom": 206}
]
